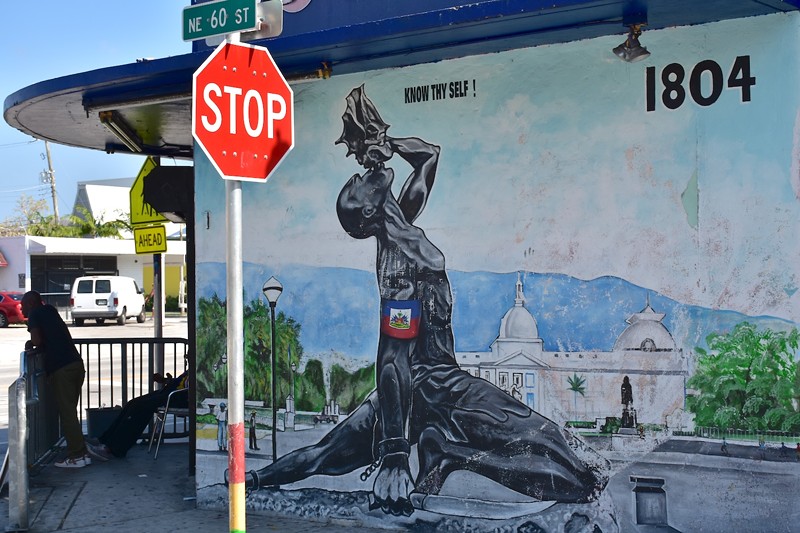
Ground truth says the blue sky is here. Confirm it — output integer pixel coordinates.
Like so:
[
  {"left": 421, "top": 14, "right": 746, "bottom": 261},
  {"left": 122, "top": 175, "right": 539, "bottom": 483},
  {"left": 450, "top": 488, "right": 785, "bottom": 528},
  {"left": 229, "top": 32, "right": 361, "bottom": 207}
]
[{"left": 0, "top": 2, "right": 191, "bottom": 222}]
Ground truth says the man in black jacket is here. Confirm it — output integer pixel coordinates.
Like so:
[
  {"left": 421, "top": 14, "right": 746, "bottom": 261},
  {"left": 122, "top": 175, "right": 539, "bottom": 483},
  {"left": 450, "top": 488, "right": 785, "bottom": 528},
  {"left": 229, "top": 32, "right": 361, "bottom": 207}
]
[{"left": 22, "top": 291, "right": 90, "bottom": 468}]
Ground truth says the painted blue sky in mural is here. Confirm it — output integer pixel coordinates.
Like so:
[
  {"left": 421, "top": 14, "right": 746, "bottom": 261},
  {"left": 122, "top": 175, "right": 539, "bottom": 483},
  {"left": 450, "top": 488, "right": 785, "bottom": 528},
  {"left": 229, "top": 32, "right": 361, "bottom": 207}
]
[
  {"left": 195, "top": 15, "right": 800, "bottom": 326},
  {"left": 197, "top": 263, "right": 796, "bottom": 361}
]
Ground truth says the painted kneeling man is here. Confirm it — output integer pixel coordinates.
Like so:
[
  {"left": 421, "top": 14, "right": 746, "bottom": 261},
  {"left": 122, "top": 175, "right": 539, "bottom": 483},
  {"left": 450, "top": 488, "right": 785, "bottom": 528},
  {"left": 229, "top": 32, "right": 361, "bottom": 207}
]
[{"left": 246, "top": 86, "right": 609, "bottom": 516}]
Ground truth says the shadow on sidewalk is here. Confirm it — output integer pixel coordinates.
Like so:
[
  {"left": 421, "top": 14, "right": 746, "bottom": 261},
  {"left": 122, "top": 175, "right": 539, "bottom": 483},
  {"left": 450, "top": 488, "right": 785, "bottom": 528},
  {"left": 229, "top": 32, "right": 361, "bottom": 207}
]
[{"left": 3, "top": 441, "right": 195, "bottom": 532}]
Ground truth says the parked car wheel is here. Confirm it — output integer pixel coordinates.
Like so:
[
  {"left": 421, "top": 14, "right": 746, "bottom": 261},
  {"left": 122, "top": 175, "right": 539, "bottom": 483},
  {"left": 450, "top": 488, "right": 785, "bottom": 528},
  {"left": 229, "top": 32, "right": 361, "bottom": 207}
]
[
  {"left": 136, "top": 306, "right": 146, "bottom": 323},
  {"left": 117, "top": 308, "right": 127, "bottom": 325},
  {"left": 0, "top": 313, "right": 8, "bottom": 328},
  {"left": 74, "top": 318, "right": 85, "bottom": 326}
]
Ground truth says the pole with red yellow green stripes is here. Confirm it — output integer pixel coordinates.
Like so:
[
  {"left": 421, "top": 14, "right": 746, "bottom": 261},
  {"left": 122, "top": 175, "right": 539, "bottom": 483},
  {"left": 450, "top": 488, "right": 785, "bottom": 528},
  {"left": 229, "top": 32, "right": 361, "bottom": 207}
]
[
  {"left": 225, "top": 174, "right": 246, "bottom": 533},
  {"left": 223, "top": 32, "right": 246, "bottom": 533}
]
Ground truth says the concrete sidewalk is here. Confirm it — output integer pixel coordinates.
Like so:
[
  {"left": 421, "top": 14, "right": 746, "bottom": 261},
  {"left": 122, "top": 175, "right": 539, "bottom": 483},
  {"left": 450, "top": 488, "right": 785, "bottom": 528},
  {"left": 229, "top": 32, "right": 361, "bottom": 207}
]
[{"left": 0, "top": 442, "right": 388, "bottom": 532}]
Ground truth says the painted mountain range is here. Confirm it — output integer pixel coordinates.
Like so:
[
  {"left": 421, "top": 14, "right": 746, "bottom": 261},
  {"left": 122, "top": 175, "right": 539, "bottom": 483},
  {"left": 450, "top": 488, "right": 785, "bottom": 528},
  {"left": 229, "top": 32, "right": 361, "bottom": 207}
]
[{"left": 197, "top": 262, "right": 797, "bottom": 361}]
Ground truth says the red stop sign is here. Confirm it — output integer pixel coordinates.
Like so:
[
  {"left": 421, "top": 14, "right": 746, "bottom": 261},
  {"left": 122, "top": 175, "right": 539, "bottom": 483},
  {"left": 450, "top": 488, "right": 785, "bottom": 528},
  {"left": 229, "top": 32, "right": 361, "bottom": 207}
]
[{"left": 192, "top": 41, "right": 294, "bottom": 182}]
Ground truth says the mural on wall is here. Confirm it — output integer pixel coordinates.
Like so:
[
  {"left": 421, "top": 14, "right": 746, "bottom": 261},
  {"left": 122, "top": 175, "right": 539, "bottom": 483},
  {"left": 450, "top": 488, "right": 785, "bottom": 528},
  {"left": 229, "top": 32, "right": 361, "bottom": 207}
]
[
  {"left": 193, "top": 13, "right": 800, "bottom": 532},
  {"left": 243, "top": 86, "right": 609, "bottom": 515}
]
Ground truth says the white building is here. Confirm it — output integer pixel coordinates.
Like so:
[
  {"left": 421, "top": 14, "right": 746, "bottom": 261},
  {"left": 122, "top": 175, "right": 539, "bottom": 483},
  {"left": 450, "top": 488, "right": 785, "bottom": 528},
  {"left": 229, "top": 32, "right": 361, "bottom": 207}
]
[
  {"left": 72, "top": 178, "right": 135, "bottom": 238},
  {"left": 457, "top": 275, "right": 688, "bottom": 426},
  {"left": 0, "top": 178, "right": 186, "bottom": 307}
]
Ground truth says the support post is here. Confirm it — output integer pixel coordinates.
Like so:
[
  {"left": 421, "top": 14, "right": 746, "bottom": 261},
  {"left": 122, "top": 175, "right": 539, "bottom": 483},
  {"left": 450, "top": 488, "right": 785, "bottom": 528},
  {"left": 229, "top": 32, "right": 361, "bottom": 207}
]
[
  {"left": 8, "top": 377, "right": 28, "bottom": 531},
  {"left": 226, "top": 177, "right": 245, "bottom": 533},
  {"left": 270, "top": 304, "right": 277, "bottom": 461},
  {"left": 153, "top": 252, "right": 165, "bottom": 379}
]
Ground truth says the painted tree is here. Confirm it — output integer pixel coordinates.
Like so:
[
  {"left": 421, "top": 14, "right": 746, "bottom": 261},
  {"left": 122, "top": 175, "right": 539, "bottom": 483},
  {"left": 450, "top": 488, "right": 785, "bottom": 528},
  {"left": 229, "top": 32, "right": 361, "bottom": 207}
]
[
  {"left": 687, "top": 323, "right": 800, "bottom": 432},
  {"left": 294, "top": 359, "right": 326, "bottom": 412},
  {"left": 243, "top": 301, "right": 272, "bottom": 406},
  {"left": 243, "top": 298, "right": 348, "bottom": 414},
  {"left": 198, "top": 294, "right": 374, "bottom": 414},
  {"left": 243, "top": 300, "right": 306, "bottom": 408},
  {"left": 330, "top": 362, "right": 376, "bottom": 413},
  {"left": 566, "top": 373, "right": 586, "bottom": 421},
  {"left": 195, "top": 295, "right": 229, "bottom": 399}
]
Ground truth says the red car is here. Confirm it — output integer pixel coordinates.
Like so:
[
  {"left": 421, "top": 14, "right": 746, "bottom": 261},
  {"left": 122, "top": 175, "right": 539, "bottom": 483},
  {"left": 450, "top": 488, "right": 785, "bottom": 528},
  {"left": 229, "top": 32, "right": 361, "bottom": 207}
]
[{"left": 0, "top": 291, "right": 25, "bottom": 327}]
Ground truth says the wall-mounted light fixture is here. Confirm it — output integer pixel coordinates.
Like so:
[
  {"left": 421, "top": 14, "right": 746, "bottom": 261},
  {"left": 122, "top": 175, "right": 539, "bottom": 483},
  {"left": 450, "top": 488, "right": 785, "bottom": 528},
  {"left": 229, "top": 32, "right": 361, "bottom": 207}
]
[
  {"left": 99, "top": 110, "right": 143, "bottom": 153},
  {"left": 613, "top": 24, "right": 650, "bottom": 63},
  {"left": 287, "top": 62, "right": 332, "bottom": 84}
]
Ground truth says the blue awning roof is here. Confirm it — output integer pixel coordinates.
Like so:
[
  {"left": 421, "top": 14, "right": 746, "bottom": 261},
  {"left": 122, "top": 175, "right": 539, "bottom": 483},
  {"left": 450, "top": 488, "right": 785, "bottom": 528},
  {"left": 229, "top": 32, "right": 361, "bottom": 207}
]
[{"left": 5, "top": 0, "right": 799, "bottom": 158}]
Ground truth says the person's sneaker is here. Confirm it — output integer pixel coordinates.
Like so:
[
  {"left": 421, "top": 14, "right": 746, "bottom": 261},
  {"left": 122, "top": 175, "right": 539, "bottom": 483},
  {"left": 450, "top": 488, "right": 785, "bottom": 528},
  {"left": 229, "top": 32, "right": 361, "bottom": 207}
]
[
  {"left": 54, "top": 455, "right": 91, "bottom": 468},
  {"left": 86, "top": 442, "right": 112, "bottom": 462}
]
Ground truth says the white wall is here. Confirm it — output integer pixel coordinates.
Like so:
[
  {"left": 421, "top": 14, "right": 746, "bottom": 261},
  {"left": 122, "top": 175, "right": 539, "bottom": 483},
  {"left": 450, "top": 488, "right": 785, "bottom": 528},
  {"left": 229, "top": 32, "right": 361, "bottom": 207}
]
[
  {"left": 117, "top": 255, "right": 143, "bottom": 285},
  {"left": 0, "top": 237, "right": 28, "bottom": 292}
]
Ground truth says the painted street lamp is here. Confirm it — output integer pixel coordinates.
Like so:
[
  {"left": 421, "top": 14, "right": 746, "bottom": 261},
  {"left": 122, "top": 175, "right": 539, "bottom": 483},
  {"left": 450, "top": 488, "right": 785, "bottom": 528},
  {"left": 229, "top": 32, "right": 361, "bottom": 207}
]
[
  {"left": 262, "top": 276, "right": 282, "bottom": 462},
  {"left": 290, "top": 361, "right": 297, "bottom": 403}
]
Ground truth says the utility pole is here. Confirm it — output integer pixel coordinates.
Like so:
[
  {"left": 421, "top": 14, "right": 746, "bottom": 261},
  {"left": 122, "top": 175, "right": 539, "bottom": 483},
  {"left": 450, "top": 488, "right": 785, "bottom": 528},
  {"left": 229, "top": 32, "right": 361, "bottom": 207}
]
[
  {"left": 152, "top": 157, "right": 164, "bottom": 378},
  {"left": 43, "top": 141, "right": 59, "bottom": 224}
]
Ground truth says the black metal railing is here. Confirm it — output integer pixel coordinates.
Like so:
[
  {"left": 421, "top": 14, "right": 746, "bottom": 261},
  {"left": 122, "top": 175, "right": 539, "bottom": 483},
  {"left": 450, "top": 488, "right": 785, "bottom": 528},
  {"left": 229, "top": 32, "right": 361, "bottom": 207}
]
[
  {"left": 73, "top": 337, "right": 189, "bottom": 417},
  {"left": 5, "top": 338, "right": 189, "bottom": 529},
  {"left": 12, "top": 351, "right": 61, "bottom": 469},
  {"left": 681, "top": 426, "right": 800, "bottom": 442}
]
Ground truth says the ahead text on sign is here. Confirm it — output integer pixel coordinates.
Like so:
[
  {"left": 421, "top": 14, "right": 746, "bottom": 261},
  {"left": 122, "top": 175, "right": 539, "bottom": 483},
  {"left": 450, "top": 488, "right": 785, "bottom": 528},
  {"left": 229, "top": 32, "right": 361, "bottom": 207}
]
[{"left": 134, "top": 225, "right": 167, "bottom": 255}]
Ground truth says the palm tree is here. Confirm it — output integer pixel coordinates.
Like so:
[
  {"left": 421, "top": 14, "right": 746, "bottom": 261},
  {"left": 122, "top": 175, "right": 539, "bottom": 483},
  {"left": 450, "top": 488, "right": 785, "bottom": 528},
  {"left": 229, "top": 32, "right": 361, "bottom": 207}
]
[
  {"left": 69, "top": 206, "right": 128, "bottom": 237},
  {"left": 566, "top": 373, "right": 587, "bottom": 421},
  {"left": 196, "top": 295, "right": 228, "bottom": 399},
  {"left": 19, "top": 204, "right": 127, "bottom": 238}
]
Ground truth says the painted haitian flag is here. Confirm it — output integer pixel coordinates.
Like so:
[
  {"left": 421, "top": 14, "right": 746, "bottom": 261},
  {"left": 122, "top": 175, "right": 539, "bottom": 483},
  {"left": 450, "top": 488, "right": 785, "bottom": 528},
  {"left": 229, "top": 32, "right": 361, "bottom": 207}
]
[{"left": 380, "top": 299, "right": 421, "bottom": 339}]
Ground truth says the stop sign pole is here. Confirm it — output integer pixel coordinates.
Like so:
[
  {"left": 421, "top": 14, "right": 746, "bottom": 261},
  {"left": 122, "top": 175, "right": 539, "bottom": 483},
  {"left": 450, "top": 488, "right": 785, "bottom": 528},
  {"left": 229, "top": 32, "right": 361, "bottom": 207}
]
[
  {"left": 224, "top": 33, "right": 247, "bottom": 533},
  {"left": 193, "top": 31, "right": 294, "bottom": 533}
]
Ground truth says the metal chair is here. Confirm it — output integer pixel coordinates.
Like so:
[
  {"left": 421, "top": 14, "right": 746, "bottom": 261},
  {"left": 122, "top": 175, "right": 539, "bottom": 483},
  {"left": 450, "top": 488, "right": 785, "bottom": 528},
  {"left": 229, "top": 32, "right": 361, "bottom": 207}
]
[{"left": 148, "top": 387, "right": 189, "bottom": 459}]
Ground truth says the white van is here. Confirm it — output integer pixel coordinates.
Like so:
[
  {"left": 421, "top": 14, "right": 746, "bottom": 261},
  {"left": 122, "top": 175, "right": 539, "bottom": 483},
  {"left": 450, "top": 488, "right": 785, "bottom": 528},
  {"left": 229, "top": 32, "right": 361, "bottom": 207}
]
[{"left": 70, "top": 275, "right": 146, "bottom": 326}]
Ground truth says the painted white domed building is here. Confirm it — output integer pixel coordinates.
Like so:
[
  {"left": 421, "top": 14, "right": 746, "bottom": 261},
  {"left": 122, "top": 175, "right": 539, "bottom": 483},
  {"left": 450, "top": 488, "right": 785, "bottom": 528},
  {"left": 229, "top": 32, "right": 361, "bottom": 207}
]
[{"left": 457, "top": 275, "right": 688, "bottom": 426}]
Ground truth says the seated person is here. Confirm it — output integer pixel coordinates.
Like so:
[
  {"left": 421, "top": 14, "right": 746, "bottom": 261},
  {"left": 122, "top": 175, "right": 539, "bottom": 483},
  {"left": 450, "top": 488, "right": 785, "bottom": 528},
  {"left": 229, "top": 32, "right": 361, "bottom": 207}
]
[{"left": 90, "top": 371, "right": 188, "bottom": 459}]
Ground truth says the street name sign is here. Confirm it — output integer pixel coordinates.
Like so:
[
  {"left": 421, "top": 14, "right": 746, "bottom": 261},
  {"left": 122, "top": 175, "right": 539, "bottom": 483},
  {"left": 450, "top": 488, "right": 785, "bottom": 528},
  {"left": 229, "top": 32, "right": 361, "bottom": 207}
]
[
  {"left": 183, "top": 0, "right": 258, "bottom": 42},
  {"left": 134, "top": 225, "right": 167, "bottom": 254},
  {"left": 192, "top": 40, "right": 294, "bottom": 182}
]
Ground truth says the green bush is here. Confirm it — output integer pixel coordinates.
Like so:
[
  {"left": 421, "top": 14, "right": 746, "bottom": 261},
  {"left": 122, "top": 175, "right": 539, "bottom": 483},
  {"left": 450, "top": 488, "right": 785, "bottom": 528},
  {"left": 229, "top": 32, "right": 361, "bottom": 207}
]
[
  {"left": 197, "top": 413, "right": 216, "bottom": 425},
  {"left": 145, "top": 295, "right": 181, "bottom": 312},
  {"left": 600, "top": 417, "right": 620, "bottom": 434},
  {"left": 567, "top": 420, "right": 596, "bottom": 429}
]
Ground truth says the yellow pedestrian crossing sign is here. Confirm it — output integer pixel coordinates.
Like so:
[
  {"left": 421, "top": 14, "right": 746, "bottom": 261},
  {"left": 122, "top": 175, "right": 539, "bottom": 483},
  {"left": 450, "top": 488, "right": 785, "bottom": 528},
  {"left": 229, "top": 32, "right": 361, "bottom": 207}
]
[{"left": 130, "top": 157, "right": 168, "bottom": 226}]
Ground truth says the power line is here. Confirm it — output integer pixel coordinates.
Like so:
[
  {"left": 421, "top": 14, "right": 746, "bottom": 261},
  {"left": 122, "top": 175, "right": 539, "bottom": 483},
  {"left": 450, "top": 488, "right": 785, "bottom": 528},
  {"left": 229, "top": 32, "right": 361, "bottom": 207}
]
[
  {"left": 0, "top": 184, "right": 48, "bottom": 195},
  {"left": 0, "top": 139, "right": 39, "bottom": 149}
]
